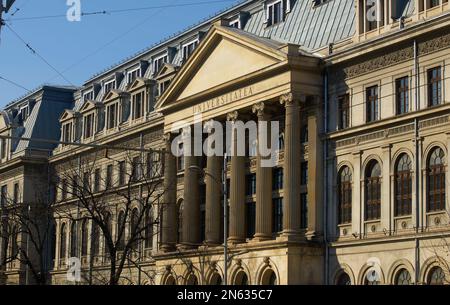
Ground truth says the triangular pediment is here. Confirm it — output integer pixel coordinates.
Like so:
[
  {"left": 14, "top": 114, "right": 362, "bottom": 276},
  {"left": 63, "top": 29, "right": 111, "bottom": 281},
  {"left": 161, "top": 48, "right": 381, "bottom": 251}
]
[
  {"left": 79, "top": 100, "right": 100, "bottom": 113},
  {"left": 128, "top": 78, "right": 148, "bottom": 91},
  {"left": 156, "top": 25, "right": 289, "bottom": 110},
  {"left": 103, "top": 89, "right": 122, "bottom": 102},
  {"left": 155, "top": 63, "right": 178, "bottom": 79},
  {"left": 59, "top": 109, "right": 76, "bottom": 122}
]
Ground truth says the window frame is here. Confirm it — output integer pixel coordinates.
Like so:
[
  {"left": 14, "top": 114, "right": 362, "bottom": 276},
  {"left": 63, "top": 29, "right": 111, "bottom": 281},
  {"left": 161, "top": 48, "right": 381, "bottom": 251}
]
[
  {"left": 427, "top": 66, "right": 442, "bottom": 107},
  {"left": 366, "top": 85, "right": 380, "bottom": 123},
  {"left": 338, "top": 93, "right": 350, "bottom": 129},
  {"left": 395, "top": 76, "right": 410, "bottom": 115}
]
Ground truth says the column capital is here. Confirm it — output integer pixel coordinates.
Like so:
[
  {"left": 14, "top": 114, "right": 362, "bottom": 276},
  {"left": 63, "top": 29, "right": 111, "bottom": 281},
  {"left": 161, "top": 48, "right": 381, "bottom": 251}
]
[
  {"left": 226, "top": 111, "right": 239, "bottom": 122},
  {"left": 279, "top": 92, "right": 306, "bottom": 107},
  {"left": 252, "top": 102, "right": 266, "bottom": 117}
]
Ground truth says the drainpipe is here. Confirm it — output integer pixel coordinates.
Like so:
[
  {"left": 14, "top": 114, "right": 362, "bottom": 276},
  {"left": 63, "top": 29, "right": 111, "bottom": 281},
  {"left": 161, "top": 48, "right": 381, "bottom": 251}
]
[
  {"left": 323, "top": 69, "right": 329, "bottom": 285},
  {"left": 413, "top": 39, "right": 420, "bottom": 285}
]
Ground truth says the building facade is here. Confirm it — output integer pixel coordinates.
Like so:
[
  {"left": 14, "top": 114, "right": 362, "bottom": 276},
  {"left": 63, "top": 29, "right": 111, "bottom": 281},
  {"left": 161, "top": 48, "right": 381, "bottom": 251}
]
[{"left": 2, "top": 0, "right": 450, "bottom": 285}]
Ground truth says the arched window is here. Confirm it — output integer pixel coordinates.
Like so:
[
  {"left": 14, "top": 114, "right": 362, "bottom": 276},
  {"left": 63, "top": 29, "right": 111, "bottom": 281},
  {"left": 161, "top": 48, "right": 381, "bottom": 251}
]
[
  {"left": 338, "top": 166, "right": 352, "bottom": 224},
  {"left": 395, "top": 154, "right": 412, "bottom": 216},
  {"left": 364, "top": 269, "right": 380, "bottom": 285},
  {"left": 365, "top": 160, "right": 381, "bottom": 221},
  {"left": 60, "top": 223, "right": 67, "bottom": 260},
  {"left": 81, "top": 219, "right": 88, "bottom": 256},
  {"left": 70, "top": 221, "right": 77, "bottom": 257},
  {"left": 210, "top": 273, "right": 223, "bottom": 285},
  {"left": 395, "top": 269, "right": 411, "bottom": 285},
  {"left": 165, "top": 275, "right": 176, "bottom": 285},
  {"left": 336, "top": 272, "right": 351, "bottom": 285},
  {"left": 261, "top": 269, "right": 277, "bottom": 285},
  {"left": 428, "top": 147, "right": 446, "bottom": 212},
  {"left": 117, "top": 211, "right": 126, "bottom": 251},
  {"left": 427, "top": 266, "right": 445, "bottom": 285},
  {"left": 104, "top": 213, "right": 112, "bottom": 257},
  {"left": 130, "top": 208, "right": 140, "bottom": 250},
  {"left": 177, "top": 200, "right": 184, "bottom": 244},
  {"left": 234, "top": 271, "right": 249, "bottom": 285},
  {"left": 92, "top": 222, "right": 100, "bottom": 256},
  {"left": 186, "top": 273, "right": 198, "bottom": 285},
  {"left": 144, "top": 209, "right": 153, "bottom": 249}
]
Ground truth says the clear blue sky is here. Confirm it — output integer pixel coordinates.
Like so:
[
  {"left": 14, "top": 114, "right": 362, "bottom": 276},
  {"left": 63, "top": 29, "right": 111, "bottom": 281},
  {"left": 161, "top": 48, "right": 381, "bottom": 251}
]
[{"left": 0, "top": 0, "right": 241, "bottom": 107}]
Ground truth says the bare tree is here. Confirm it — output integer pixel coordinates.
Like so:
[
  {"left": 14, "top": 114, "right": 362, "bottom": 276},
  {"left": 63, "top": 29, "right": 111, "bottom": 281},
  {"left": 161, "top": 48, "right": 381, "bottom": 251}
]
[{"left": 53, "top": 146, "right": 165, "bottom": 285}]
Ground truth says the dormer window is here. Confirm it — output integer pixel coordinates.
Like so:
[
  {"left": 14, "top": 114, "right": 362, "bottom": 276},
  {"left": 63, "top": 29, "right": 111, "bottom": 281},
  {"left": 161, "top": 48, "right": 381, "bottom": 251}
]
[
  {"left": 104, "top": 80, "right": 116, "bottom": 94},
  {"left": 132, "top": 92, "right": 145, "bottom": 120},
  {"left": 62, "top": 122, "right": 73, "bottom": 145},
  {"left": 83, "top": 91, "right": 94, "bottom": 101},
  {"left": 83, "top": 113, "right": 95, "bottom": 139},
  {"left": 229, "top": 18, "right": 241, "bottom": 29},
  {"left": 106, "top": 103, "right": 118, "bottom": 130},
  {"left": 159, "top": 80, "right": 171, "bottom": 96},
  {"left": 182, "top": 40, "right": 199, "bottom": 61},
  {"left": 0, "top": 138, "right": 6, "bottom": 159},
  {"left": 19, "top": 106, "right": 29, "bottom": 122},
  {"left": 153, "top": 54, "right": 168, "bottom": 75},
  {"left": 127, "top": 68, "right": 141, "bottom": 84},
  {"left": 266, "top": 0, "right": 291, "bottom": 27}
]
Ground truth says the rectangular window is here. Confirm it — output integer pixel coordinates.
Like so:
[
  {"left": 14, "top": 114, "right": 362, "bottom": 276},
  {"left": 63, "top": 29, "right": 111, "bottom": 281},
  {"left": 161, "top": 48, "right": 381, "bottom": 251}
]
[
  {"left": 62, "top": 123, "right": 73, "bottom": 144},
  {"left": 94, "top": 168, "right": 101, "bottom": 192},
  {"left": 300, "top": 193, "right": 308, "bottom": 229},
  {"left": 229, "top": 18, "right": 240, "bottom": 28},
  {"left": 83, "top": 91, "right": 94, "bottom": 101},
  {"left": 396, "top": 76, "right": 409, "bottom": 115},
  {"left": 106, "top": 164, "right": 113, "bottom": 189},
  {"left": 61, "top": 179, "right": 67, "bottom": 200},
  {"left": 267, "top": 0, "right": 285, "bottom": 26},
  {"left": 176, "top": 143, "right": 184, "bottom": 172},
  {"left": 132, "top": 156, "right": 141, "bottom": 182},
  {"left": 1, "top": 185, "right": 7, "bottom": 207},
  {"left": 107, "top": 103, "right": 118, "bottom": 130},
  {"left": 147, "top": 152, "right": 162, "bottom": 178},
  {"left": 430, "top": 0, "right": 440, "bottom": 8},
  {"left": 158, "top": 80, "right": 171, "bottom": 96},
  {"left": 13, "top": 183, "right": 19, "bottom": 204},
  {"left": 272, "top": 198, "right": 283, "bottom": 233},
  {"left": 83, "top": 172, "right": 90, "bottom": 194},
  {"left": 272, "top": 168, "right": 283, "bottom": 190},
  {"left": 83, "top": 113, "right": 94, "bottom": 139},
  {"left": 0, "top": 138, "right": 6, "bottom": 159},
  {"left": 127, "top": 68, "right": 141, "bottom": 84},
  {"left": 104, "top": 80, "right": 115, "bottom": 94},
  {"left": 153, "top": 55, "right": 168, "bottom": 74},
  {"left": 182, "top": 40, "right": 199, "bottom": 61},
  {"left": 118, "top": 161, "right": 126, "bottom": 186},
  {"left": 428, "top": 66, "right": 442, "bottom": 107},
  {"left": 366, "top": 85, "right": 379, "bottom": 122},
  {"left": 132, "top": 92, "right": 144, "bottom": 120},
  {"left": 301, "top": 162, "right": 308, "bottom": 185},
  {"left": 246, "top": 174, "right": 257, "bottom": 196},
  {"left": 338, "top": 94, "right": 350, "bottom": 129},
  {"left": 246, "top": 202, "right": 256, "bottom": 238}
]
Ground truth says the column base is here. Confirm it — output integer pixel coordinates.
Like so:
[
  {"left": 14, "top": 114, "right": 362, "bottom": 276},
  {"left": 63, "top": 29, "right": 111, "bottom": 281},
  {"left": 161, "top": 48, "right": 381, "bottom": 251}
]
[
  {"left": 177, "top": 243, "right": 200, "bottom": 251},
  {"left": 227, "top": 236, "right": 246, "bottom": 244},
  {"left": 278, "top": 230, "right": 304, "bottom": 242},
  {"left": 305, "top": 230, "right": 323, "bottom": 242},
  {"left": 204, "top": 240, "right": 222, "bottom": 247},
  {"left": 252, "top": 233, "right": 273, "bottom": 242},
  {"left": 160, "top": 243, "right": 177, "bottom": 253}
]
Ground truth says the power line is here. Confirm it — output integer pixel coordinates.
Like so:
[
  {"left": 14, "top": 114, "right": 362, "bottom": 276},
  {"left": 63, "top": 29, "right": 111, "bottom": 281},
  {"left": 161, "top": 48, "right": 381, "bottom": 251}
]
[
  {"left": 0, "top": 75, "right": 29, "bottom": 91},
  {"left": 3, "top": 22, "right": 75, "bottom": 86},
  {"left": 4, "top": 0, "right": 238, "bottom": 22}
]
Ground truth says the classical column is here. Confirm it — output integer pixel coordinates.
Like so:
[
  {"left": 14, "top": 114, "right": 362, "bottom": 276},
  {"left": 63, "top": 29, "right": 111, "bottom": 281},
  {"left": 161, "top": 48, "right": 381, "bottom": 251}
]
[
  {"left": 181, "top": 126, "right": 200, "bottom": 248},
  {"left": 252, "top": 102, "right": 273, "bottom": 241},
  {"left": 204, "top": 122, "right": 222, "bottom": 245},
  {"left": 161, "top": 133, "right": 177, "bottom": 252},
  {"left": 280, "top": 93, "right": 301, "bottom": 238},
  {"left": 227, "top": 111, "right": 246, "bottom": 243},
  {"left": 306, "top": 98, "right": 324, "bottom": 240},
  {"left": 352, "top": 151, "right": 362, "bottom": 237}
]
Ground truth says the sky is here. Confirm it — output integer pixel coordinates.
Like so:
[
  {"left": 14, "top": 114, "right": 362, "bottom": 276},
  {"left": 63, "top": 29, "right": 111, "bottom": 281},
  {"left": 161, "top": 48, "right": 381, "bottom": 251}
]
[{"left": 0, "top": 0, "right": 242, "bottom": 107}]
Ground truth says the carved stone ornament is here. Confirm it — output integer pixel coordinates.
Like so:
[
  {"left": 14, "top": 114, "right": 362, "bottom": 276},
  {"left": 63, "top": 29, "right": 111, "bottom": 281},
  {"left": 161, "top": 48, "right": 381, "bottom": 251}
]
[
  {"left": 279, "top": 93, "right": 294, "bottom": 106},
  {"left": 226, "top": 111, "right": 239, "bottom": 122},
  {"left": 252, "top": 102, "right": 266, "bottom": 117}
]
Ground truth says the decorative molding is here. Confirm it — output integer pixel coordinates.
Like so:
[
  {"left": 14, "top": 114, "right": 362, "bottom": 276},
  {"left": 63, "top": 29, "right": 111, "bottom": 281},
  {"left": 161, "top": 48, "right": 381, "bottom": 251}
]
[
  {"left": 418, "top": 32, "right": 450, "bottom": 56},
  {"left": 226, "top": 111, "right": 239, "bottom": 122},
  {"left": 252, "top": 102, "right": 266, "bottom": 117}
]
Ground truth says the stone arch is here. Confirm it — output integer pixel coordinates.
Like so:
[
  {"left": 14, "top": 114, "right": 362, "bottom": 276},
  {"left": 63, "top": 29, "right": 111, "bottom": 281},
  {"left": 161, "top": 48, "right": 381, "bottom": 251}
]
[
  {"left": 255, "top": 257, "right": 281, "bottom": 285},
  {"left": 362, "top": 154, "right": 383, "bottom": 175},
  {"left": 160, "top": 266, "right": 178, "bottom": 285},
  {"left": 205, "top": 263, "right": 224, "bottom": 285},
  {"left": 230, "top": 260, "right": 252, "bottom": 285},
  {"left": 423, "top": 142, "right": 447, "bottom": 169},
  {"left": 182, "top": 265, "right": 202, "bottom": 285},
  {"left": 357, "top": 259, "right": 386, "bottom": 285},
  {"left": 420, "top": 256, "right": 450, "bottom": 285},
  {"left": 391, "top": 148, "right": 414, "bottom": 174},
  {"left": 332, "top": 263, "right": 356, "bottom": 285},
  {"left": 387, "top": 259, "right": 415, "bottom": 285}
]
